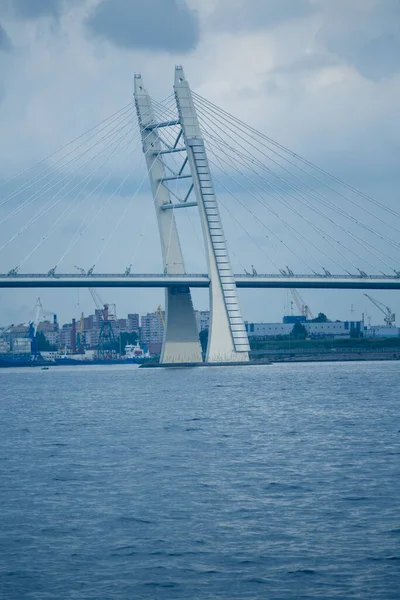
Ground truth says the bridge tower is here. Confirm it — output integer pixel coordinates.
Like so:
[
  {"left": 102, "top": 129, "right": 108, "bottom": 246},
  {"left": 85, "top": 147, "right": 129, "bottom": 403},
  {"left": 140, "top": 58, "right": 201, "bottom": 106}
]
[
  {"left": 135, "top": 68, "right": 250, "bottom": 363},
  {"left": 134, "top": 74, "right": 202, "bottom": 364},
  {"left": 174, "top": 67, "right": 249, "bottom": 362}
]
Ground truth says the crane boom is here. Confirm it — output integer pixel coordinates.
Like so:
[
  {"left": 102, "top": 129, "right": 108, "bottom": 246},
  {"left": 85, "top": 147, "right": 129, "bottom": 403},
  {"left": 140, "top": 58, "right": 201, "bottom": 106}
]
[
  {"left": 89, "top": 289, "right": 104, "bottom": 310},
  {"left": 364, "top": 294, "right": 395, "bottom": 326},
  {"left": 156, "top": 305, "right": 165, "bottom": 327},
  {"left": 27, "top": 298, "right": 56, "bottom": 334},
  {"left": 74, "top": 265, "right": 107, "bottom": 311},
  {"left": 31, "top": 297, "right": 44, "bottom": 336},
  {"left": 289, "top": 289, "right": 315, "bottom": 320},
  {"left": 28, "top": 298, "right": 55, "bottom": 357}
]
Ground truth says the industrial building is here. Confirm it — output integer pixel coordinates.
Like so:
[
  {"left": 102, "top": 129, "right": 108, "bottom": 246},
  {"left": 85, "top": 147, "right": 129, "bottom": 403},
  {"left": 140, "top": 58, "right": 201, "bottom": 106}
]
[
  {"left": 246, "top": 319, "right": 365, "bottom": 339},
  {"left": 365, "top": 326, "right": 400, "bottom": 338}
]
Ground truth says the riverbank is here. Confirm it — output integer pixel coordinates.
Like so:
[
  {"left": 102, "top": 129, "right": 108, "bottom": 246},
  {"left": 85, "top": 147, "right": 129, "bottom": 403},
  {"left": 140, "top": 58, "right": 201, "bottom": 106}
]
[
  {"left": 1, "top": 350, "right": 399, "bottom": 368},
  {"left": 140, "top": 360, "right": 273, "bottom": 368},
  {"left": 253, "top": 351, "right": 400, "bottom": 364}
]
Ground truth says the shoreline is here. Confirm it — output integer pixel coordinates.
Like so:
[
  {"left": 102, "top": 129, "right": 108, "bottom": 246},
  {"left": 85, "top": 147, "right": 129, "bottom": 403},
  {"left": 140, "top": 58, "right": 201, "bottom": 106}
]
[{"left": 1, "top": 351, "right": 399, "bottom": 368}]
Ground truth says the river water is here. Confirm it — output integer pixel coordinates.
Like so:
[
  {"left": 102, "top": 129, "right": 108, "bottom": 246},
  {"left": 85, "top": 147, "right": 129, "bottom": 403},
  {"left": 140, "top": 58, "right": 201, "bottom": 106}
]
[{"left": 0, "top": 362, "right": 399, "bottom": 599}]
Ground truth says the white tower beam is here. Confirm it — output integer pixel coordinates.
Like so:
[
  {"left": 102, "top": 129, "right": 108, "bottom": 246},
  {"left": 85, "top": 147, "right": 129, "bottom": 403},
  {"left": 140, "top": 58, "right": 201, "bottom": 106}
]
[
  {"left": 173, "top": 66, "right": 250, "bottom": 362},
  {"left": 134, "top": 74, "right": 202, "bottom": 363}
]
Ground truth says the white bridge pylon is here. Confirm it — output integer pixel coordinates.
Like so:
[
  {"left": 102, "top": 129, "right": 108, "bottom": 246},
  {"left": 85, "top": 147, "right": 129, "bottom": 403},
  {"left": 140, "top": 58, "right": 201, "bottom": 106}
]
[{"left": 134, "top": 67, "right": 250, "bottom": 363}]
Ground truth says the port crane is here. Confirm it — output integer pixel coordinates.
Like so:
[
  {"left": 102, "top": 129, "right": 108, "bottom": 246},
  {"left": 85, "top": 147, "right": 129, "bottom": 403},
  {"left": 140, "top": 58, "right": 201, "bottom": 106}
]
[
  {"left": 77, "top": 312, "right": 85, "bottom": 351},
  {"left": 28, "top": 298, "right": 56, "bottom": 356},
  {"left": 29, "top": 298, "right": 44, "bottom": 357},
  {"left": 74, "top": 266, "right": 116, "bottom": 318},
  {"left": 155, "top": 305, "right": 165, "bottom": 327},
  {"left": 290, "top": 289, "right": 315, "bottom": 320},
  {"left": 74, "top": 266, "right": 117, "bottom": 358},
  {"left": 363, "top": 294, "right": 395, "bottom": 327},
  {"left": 31, "top": 298, "right": 44, "bottom": 333}
]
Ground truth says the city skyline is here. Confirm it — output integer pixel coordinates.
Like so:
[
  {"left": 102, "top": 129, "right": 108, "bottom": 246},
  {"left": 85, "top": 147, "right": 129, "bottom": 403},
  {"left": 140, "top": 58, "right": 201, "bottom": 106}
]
[{"left": 0, "top": 287, "right": 397, "bottom": 331}]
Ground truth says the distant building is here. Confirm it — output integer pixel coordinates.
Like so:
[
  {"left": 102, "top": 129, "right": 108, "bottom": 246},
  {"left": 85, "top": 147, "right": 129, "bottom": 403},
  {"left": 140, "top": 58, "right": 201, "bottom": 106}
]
[
  {"left": 58, "top": 324, "right": 73, "bottom": 349},
  {"left": 37, "top": 320, "right": 54, "bottom": 333},
  {"left": 246, "top": 322, "right": 292, "bottom": 337},
  {"left": 2, "top": 324, "right": 29, "bottom": 346},
  {"left": 37, "top": 320, "right": 58, "bottom": 347},
  {"left": 82, "top": 329, "right": 96, "bottom": 348},
  {"left": 84, "top": 315, "right": 95, "bottom": 330},
  {"left": 127, "top": 313, "right": 140, "bottom": 333},
  {"left": 283, "top": 315, "right": 307, "bottom": 325},
  {"left": 117, "top": 319, "right": 128, "bottom": 331},
  {"left": 195, "top": 310, "right": 210, "bottom": 333},
  {"left": 41, "top": 331, "right": 58, "bottom": 347},
  {"left": 94, "top": 309, "right": 104, "bottom": 326},
  {"left": 306, "top": 321, "right": 363, "bottom": 339},
  {"left": 365, "top": 326, "right": 400, "bottom": 338},
  {"left": 141, "top": 312, "right": 164, "bottom": 344},
  {"left": 141, "top": 312, "right": 164, "bottom": 354},
  {"left": 246, "top": 320, "right": 364, "bottom": 339}
]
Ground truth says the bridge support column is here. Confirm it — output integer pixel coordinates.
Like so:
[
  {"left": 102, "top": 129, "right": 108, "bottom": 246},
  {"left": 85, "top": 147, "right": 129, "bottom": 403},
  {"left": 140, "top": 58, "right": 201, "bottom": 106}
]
[
  {"left": 162, "top": 286, "right": 201, "bottom": 363},
  {"left": 174, "top": 66, "right": 250, "bottom": 362},
  {"left": 134, "top": 75, "right": 202, "bottom": 363}
]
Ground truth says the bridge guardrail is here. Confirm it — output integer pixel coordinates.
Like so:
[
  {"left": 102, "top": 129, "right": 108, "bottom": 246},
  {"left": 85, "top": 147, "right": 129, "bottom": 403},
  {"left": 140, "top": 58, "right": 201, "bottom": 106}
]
[{"left": 2, "top": 273, "right": 400, "bottom": 279}]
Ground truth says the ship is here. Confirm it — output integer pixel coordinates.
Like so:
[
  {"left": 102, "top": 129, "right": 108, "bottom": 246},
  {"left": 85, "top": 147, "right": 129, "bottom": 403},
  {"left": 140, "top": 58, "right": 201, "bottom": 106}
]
[
  {"left": 0, "top": 354, "right": 37, "bottom": 368},
  {"left": 123, "top": 342, "right": 150, "bottom": 361},
  {"left": 47, "top": 343, "right": 150, "bottom": 365},
  {"left": 0, "top": 343, "right": 151, "bottom": 367}
]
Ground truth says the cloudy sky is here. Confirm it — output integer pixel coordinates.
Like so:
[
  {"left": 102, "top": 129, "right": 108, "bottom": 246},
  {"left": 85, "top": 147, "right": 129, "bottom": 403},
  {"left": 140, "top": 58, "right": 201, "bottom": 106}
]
[{"left": 0, "top": 0, "right": 399, "bottom": 327}]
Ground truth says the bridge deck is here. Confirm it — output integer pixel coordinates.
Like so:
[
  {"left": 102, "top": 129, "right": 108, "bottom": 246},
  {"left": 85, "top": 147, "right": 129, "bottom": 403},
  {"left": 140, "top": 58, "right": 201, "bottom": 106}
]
[{"left": 0, "top": 274, "right": 400, "bottom": 290}]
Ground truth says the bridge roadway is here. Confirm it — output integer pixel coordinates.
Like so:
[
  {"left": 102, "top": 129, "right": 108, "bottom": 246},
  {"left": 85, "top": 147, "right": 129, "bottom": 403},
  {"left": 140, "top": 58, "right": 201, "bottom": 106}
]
[{"left": 1, "top": 273, "right": 400, "bottom": 290}]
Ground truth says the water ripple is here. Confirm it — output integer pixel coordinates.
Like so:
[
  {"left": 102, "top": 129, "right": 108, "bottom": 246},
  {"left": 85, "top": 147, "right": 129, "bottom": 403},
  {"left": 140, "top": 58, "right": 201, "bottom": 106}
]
[{"left": 0, "top": 361, "right": 399, "bottom": 599}]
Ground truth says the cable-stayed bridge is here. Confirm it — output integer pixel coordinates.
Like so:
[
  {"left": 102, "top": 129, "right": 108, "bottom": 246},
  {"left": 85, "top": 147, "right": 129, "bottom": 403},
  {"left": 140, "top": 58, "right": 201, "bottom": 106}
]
[{"left": 1, "top": 66, "right": 399, "bottom": 363}]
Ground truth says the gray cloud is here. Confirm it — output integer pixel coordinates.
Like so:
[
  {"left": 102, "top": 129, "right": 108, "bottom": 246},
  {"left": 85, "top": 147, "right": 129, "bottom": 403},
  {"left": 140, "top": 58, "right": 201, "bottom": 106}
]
[
  {"left": 270, "top": 53, "right": 338, "bottom": 76},
  {"left": 210, "top": 0, "right": 400, "bottom": 81},
  {"left": 6, "top": 0, "right": 65, "bottom": 19},
  {"left": 0, "top": 0, "right": 399, "bottom": 325},
  {"left": 211, "top": 0, "right": 313, "bottom": 32},
  {"left": 85, "top": 0, "right": 199, "bottom": 53},
  {"left": 0, "top": 23, "right": 11, "bottom": 50},
  {"left": 317, "top": 0, "right": 400, "bottom": 81}
]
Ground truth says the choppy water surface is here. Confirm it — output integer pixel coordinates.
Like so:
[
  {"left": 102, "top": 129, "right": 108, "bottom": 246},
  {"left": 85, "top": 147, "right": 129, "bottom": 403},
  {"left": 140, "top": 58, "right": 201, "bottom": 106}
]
[{"left": 0, "top": 362, "right": 399, "bottom": 599}]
